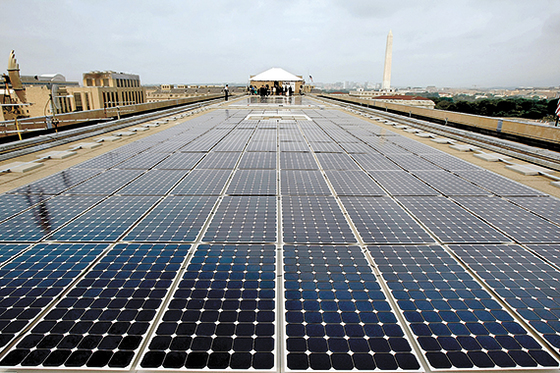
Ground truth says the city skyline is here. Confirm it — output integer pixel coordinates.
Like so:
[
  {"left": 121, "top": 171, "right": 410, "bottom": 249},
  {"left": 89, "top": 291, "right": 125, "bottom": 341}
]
[{"left": 1, "top": 0, "right": 559, "bottom": 88}]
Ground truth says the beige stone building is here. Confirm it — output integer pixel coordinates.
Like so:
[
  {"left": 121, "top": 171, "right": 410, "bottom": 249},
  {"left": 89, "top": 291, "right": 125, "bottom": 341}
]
[{"left": 67, "top": 71, "right": 145, "bottom": 110}]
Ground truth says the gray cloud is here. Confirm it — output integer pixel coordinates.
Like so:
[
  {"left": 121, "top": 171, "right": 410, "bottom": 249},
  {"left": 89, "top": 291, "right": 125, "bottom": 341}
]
[{"left": 1, "top": 0, "right": 558, "bottom": 87}]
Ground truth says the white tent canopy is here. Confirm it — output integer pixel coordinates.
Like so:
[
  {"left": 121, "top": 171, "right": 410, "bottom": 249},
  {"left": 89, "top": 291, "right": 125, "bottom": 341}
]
[{"left": 250, "top": 67, "right": 303, "bottom": 82}]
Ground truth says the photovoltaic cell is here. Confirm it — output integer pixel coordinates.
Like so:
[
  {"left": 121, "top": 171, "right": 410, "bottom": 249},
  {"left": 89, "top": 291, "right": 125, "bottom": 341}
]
[
  {"left": 0, "top": 243, "right": 189, "bottom": 368},
  {"left": 283, "top": 196, "right": 355, "bottom": 244},
  {"left": 227, "top": 170, "right": 276, "bottom": 195},
  {"left": 284, "top": 245, "right": 420, "bottom": 371},
  {"left": 368, "top": 244, "right": 558, "bottom": 369},
  {"left": 508, "top": 196, "right": 560, "bottom": 225},
  {"left": 454, "top": 170, "right": 547, "bottom": 196},
  {"left": 0, "top": 194, "right": 50, "bottom": 222},
  {"left": 0, "top": 243, "right": 107, "bottom": 349},
  {"left": 171, "top": 169, "right": 232, "bottom": 195},
  {"left": 196, "top": 152, "right": 241, "bottom": 169},
  {"left": 124, "top": 196, "right": 218, "bottom": 242},
  {"left": 454, "top": 197, "right": 560, "bottom": 243},
  {"left": 51, "top": 196, "right": 161, "bottom": 242},
  {"left": 118, "top": 170, "right": 187, "bottom": 195},
  {"left": 153, "top": 153, "right": 204, "bottom": 170},
  {"left": 325, "top": 170, "right": 386, "bottom": 196},
  {"left": 367, "top": 171, "right": 439, "bottom": 196},
  {"left": 281, "top": 170, "right": 331, "bottom": 195},
  {"left": 412, "top": 171, "right": 490, "bottom": 196},
  {"left": 315, "top": 153, "right": 360, "bottom": 170},
  {"left": 0, "top": 195, "right": 104, "bottom": 242},
  {"left": 203, "top": 196, "right": 276, "bottom": 242},
  {"left": 238, "top": 152, "right": 276, "bottom": 169},
  {"left": 397, "top": 196, "right": 511, "bottom": 244},
  {"left": 141, "top": 244, "right": 275, "bottom": 370},
  {"left": 449, "top": 243, "right": 560, "bottom": 360},
  {"left": 280, "top": 152, "right": 318, "bottom": 169},
  {"left": 341, "top": 197, "right": 434, "bottom": 244},
  {"left": 418, "top": 153, "right": 482, "bottom": 171},
  {"left": 9, "top": 169, "right": 101, "bottom": 195},
  {"left": 66, "top": 170, "right": 144, "bottom": 195}
]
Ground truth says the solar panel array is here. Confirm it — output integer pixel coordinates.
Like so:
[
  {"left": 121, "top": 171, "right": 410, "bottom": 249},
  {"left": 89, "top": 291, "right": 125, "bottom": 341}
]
[{"left": 0, "top": 96, "right": 559, "bottom": 372}]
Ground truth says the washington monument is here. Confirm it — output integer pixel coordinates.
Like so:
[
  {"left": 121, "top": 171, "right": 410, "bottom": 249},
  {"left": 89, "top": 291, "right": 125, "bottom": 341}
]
[{"left": 382, "top": 30, "right": 393, "bottom": 91}]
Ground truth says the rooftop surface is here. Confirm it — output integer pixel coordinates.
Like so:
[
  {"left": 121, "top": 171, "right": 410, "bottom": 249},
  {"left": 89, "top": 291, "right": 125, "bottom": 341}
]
[{"left": 0, "top": 96, "right": 559, "bottom": 372}]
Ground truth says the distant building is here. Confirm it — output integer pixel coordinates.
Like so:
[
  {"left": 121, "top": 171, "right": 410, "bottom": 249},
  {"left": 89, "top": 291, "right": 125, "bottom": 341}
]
[
  {"left": 145, "top": 84, "right": 245, "bottom": 102},
  {"left": 67, "top": 71, "right": 145, "bottom": 110}
]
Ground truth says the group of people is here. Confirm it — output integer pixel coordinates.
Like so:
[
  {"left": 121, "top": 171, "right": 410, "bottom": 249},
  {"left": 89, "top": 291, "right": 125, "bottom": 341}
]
[{"left": 248, "top": 84, "right": 295, "bottom": 98}]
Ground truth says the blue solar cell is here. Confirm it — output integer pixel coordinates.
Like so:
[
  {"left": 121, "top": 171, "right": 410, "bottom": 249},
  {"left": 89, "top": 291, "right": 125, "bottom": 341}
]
[
  {"left": 0, "top": 243, "right": 189, "bottom": 368},
  {"left": 368, "top": 244, "right": 558, "bottom": 369},
  {"left": 284, "top": 245, "right": 420, "bottom": 370},
  {"left": 141, "top": 244, "right": 275, "bottom": 370}
]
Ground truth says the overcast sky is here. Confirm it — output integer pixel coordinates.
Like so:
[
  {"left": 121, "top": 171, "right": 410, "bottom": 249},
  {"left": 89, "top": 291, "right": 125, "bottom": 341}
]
[{"left": 1, "top": 0, "right": 559, "bottom": 88}]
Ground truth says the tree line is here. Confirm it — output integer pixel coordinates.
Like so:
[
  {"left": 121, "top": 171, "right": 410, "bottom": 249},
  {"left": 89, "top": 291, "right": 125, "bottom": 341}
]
[{"left": 424, "top": 95, "right": 559, "bottom": 121}]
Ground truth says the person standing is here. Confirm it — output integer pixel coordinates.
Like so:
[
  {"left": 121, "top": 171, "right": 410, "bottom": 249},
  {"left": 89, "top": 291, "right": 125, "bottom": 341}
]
[{"left": 224, "top": 84, "right": 229, "bottom": 101}]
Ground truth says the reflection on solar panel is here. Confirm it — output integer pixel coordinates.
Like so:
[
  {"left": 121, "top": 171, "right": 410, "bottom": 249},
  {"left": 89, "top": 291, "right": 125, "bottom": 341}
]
[
  {"left": 0, "top": 195, "right": 104, "bottom": 241},
  {"left": 0, "top": 101, "right": 559, "bottom": 372},
  {"left": 369, "top": 245, "right": 558, "bottom": 369},
  {"left": 449, "top": 244, "right": 560, "bottom": 360}
]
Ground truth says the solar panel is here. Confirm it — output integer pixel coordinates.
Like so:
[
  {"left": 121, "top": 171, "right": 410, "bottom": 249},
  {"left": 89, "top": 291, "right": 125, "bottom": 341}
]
[
  {"left": 352, "top": 153, "right": 401, "bottom": 171},
  {"left": 227, "top": 170, "right": 276, "bottom": 195},
  {"left": 368, "top": 244, "right": 558, "bottom": 369},
  {"left": 385, "top": 154, "right": 442, "bottom": 171},
  {"left": 170, "top": 169, "right": 232, "bottom": 195},
  {"left": 66, "top": 169, "right": 144, "bottom": 195},
  {"left": 0, "top": 195, "right": 104, "bottom": 242},
  {"left": 196, "top": 152, "right": 241, "bottom": 169},
  {"left": 9, "top": 169, "right": 101, "bottom": 195},
  {"left": 0, "top": 243, "right": 190, "bottom": 368},
  {"left": 0, "top": 243, "right": 108, "bottom": 350},
  {"left": 114, "top": 153, "right": 169, "bottom": 169},
  {"left": 284, "top": 245, "right": 420, "bottom": 370},
  {"left": 51, "top": 196, "right": 161, "bottom": 242},
  {"left": 124, "top": 196, "right": 218, "bottom": 242},
  {"left": 397, "top": 196, "right": 511, "bottom": 244},
  {"left": 153, "top": 153, "right": 204, "bottom": 170},
  {"left": 340, "top": 197, "right": 434, "bottom": 244},
  {"left": 72, "top": 152, "right": 134, "bottom": 170},
  {"left": 281, "top": 170, "right": 331, "bottom": 195},
  {"left": 283, "top": 196, "right": 355, "bottom": 244},
  {"left": 325, "top": 170, "right": 387, "bottom": 196},
  {"left": 315, "top": 153, "right": 361, "bottom": 170},
  {"left": 449, "top": 243, "right": 560, "bottom": 361},
  {"left": 119, "top": 170, "right": 187, "bottom": 195},
  {"left": 203, "top": 196, "right": 276, "bottom": 242},
  {"left": 238, "top": 152, "right": 276, "bottom": 169},
  {"left": 412, "top": 171, "right": 490, "bottom": 196},
  {"left": 141, "top": 244, "right": 276, "bottom": 369},
  {"left": 454, "top": 197, "right": 560, "bottom": 243},
  {"left": 454, "top": 170, "right": 547, "bottom": 196},
  {"left": 280, "top": 152, "right": 318, "bottom": 170},
  {"left": 368, "top": 171, "right": 439, "bottom": 196}
]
